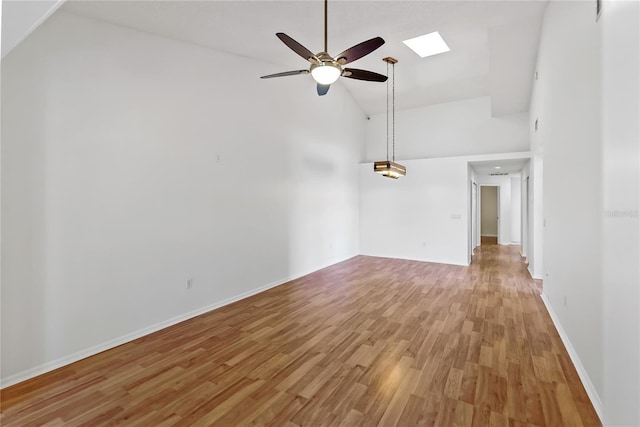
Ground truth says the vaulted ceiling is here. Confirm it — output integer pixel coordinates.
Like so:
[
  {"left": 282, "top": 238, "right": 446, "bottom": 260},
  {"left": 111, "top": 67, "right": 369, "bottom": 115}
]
[{"left": 2, "top": 0, "right": 547, "bottom": 116}]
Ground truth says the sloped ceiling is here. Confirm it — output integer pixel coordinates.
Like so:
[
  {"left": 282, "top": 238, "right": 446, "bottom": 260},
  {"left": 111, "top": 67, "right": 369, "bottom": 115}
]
[
  {"left": 1, "top": 0, "right": 65, "bottom": 58},
  {"left": 2, "top": 0, "right": 547, "bottom": 116}
]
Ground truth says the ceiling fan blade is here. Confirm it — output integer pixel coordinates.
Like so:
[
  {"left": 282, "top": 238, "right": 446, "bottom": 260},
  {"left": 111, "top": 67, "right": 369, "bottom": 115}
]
[
  {"left": 335, "top": 37, "right": 385, "bottom": 65},
  {"left": 276, "top": 33, "right": 318, "bottom": 63},
  {"left": 261, "top": 70, "right": 309, "bottom": 79},
  {"left": 342, "top": 68, "right": 388, "bottom": 82},
  {"left": 317, "top": 84, "right": 330, "bottom": 96}
]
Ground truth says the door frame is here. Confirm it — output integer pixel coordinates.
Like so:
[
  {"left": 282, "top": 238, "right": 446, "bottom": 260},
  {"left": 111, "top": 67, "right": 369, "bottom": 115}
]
[
  {"left": 471, "top": 182, "right": 478, "bottom": 251},
  {"left": 522, "top": 176, "right": 530, "bottom": 259}
]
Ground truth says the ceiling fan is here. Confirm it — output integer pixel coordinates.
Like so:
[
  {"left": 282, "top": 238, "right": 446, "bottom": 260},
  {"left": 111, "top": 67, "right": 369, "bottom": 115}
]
[{"left": 260, "top": 0, "right": 388, "bottom": 96}]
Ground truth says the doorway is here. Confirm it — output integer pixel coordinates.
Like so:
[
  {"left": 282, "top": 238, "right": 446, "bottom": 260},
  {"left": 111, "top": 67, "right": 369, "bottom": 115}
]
[{"left": 480, "top": 186, "right": 499, "bottom": 245}]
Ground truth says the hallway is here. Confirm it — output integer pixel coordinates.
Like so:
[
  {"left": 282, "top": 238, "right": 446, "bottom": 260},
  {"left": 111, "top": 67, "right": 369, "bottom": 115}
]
[{"left": 2, "top": 247, "right": 599, "bottom": 425}]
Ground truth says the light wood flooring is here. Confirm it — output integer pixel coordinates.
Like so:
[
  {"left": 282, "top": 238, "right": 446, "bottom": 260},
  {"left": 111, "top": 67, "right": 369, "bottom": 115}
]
[
  {"left": 1, "top": 245, "right": 600, "bottom": 426},
  {"left": 480, "top": 236, "right": 498, "bottom": 246}
]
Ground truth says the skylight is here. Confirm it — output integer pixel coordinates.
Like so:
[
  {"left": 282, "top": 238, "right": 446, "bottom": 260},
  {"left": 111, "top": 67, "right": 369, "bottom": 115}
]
[{"left": 402, "top": 32, "right": 450, "bottom": 58}]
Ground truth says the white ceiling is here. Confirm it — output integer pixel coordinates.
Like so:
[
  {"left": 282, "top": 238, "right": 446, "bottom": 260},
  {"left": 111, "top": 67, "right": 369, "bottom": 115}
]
[
  {"left": 3, "top": 0, "right": 547, "bottom": 116},
  {"left": 470, "top": 158, "right": 529, "bottom": 176},
  {"left": 1, "top": 0, "right": 64, "bottom": 58}
]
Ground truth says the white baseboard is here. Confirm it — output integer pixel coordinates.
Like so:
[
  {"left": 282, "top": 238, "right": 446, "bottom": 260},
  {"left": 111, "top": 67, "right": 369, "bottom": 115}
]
[
  {"left": 540, "top": 293, "right": 604, "bottom": 421},
  {"left": 528, "top": 265, "right": 543, "bottom": 280},
  {"left": 360, "top": 253, "right": 470, "bottom": 267},
  {"left": 0, "top": 256, "right": 353, "bottom": 389}
]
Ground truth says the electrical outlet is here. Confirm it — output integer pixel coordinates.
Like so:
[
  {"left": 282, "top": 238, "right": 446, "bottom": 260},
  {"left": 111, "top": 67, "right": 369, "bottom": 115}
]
[{"left": 186, "top": 279, "right": 193, "bottom": 290}]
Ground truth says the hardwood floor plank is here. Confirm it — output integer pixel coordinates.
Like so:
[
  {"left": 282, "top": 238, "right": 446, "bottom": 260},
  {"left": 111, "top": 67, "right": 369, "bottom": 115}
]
[
  {"left": 1, "top": 246, "right": 600, "bottom": 425},
  {"left": 377, "top": 366, "right": 419, "bottom": 425},
  {"left": 454, "top": 400, "right": 475, "bottom": 427}
]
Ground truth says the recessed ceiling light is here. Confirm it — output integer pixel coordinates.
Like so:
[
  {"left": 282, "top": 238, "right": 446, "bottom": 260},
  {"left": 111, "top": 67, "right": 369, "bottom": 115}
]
[
  {"left": 495, "top": 166, "right": 501, "bottom": 169},
  {"left": 402, "top": 32, "right": 450, "bottom": 58}
]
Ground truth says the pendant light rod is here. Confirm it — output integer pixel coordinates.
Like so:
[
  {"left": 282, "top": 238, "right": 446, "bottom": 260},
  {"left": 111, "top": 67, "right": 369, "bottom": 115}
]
[
  {"left": 383, "top": 57, "right": 398, "bottom": 162},
  {"left": 392, "top": 59, "right": 395, "bottom": 162},
  {"left": 324, "top": 0, "right": 328, "bottom": 53},
  {"left": 374, "top": 57, "right": 405, "bottom": 179},
  {"left": 386, "top": 60, "right": 389, "bottom": 161}
]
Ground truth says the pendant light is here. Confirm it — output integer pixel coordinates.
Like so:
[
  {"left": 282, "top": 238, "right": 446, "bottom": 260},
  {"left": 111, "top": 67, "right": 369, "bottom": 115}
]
[{"left": 374, "top": 57, "right": 406, "bottom": 179}]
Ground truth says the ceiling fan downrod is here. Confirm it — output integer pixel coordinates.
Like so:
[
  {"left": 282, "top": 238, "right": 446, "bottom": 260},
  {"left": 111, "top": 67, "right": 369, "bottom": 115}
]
[{"left": 324, "top": 0, "right": 328, "bottom": 53}]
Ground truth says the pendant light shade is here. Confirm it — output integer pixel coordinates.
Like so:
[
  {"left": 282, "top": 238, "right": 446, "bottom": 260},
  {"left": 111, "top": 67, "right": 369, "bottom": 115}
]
[
  {"left": 374, "top": 57, "right": 406, "bottom": 178},
  {"left": 374, "top": 160, "right": 406, "bottom": 179}
]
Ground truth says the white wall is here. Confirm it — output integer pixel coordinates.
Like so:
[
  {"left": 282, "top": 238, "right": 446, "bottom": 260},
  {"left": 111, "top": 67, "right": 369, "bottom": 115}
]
[
  {"left": 529, "top": 153, "right": 543, "bottom": 279},
  {"left": 0, "top": 0, "right": 3, "bottom": 388},
  {"left": 1, "top": 11, "right": 365, "bottom": 386},
  {"left": 365, "top": 96, "right": 529, "bottom": 161},
  {"left": 363, "top": 91, "right": 531, "bottom": 265},
  {"left": 360, "top": 152, "right": 530, "bottom": 267},
  {"left": 533, "top": 0, "right": 603, "bottom": 412},
  {"left": 601, "top": 0, "right": 639, "bottom": 424},
  {"left": 531, "top": 0, "right": 640, "bottom": 422},
  {"left": 359, "top": 157, "right": 469, "bottom": 266}
]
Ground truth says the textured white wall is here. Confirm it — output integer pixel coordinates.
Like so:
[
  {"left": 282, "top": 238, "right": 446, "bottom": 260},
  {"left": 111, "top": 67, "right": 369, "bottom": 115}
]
[
  {"left": 601, "top": 0, "right": 640, "bottom": 424},
  {"left": 1, "top": 11, "right": 365, "bottom": 385},
  {"left": 532, "top": 0, "right": 604, "bottom": 412},
  {"left": 359, "top": 157, "right": 469, "bottom": 266},
  {"left": 360, "top": 152, "right": 529, "bottom": 267},
  {"left": 530, "top": 0, "right": 640, "bottom": 422}
]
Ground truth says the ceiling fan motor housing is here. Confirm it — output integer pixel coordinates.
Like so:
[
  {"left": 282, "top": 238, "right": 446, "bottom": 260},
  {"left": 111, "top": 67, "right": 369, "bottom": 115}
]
[{"left": 310, "top": 53, "right": 343, "bottom": 84}]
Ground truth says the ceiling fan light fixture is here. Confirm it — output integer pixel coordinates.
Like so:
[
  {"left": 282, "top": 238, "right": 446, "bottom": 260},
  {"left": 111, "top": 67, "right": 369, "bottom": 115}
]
[
  {"left": 311, "top": 62, "right": 342, "bottom": 85},
  {"left": 261, "top": 0, "right": 386, "bottom": 95},
  {"left": 374, "top": 160, "right": 406, "bottom": 179}
]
